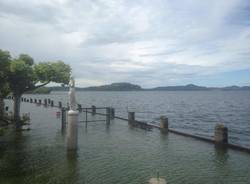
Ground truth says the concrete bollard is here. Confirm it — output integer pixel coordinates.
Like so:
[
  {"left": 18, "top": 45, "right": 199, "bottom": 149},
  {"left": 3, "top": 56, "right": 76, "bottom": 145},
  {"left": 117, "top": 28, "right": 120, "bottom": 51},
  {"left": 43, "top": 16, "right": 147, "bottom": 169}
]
[
  {"left": 66, "top": 110, "right": 78, "bottom": 150},
  {"left": 128, "top": 112, "right": 135, "bottom": 125},
  {"left": 110, "top": 108, "right": 115, "bottom": 119},
  {"left": 91, "top": 105, "right": 96, "bottom": 115},
  {"left": 214, "top": 124, "right": 228, "bottom": 144},
  {"left": 58, "top": 101, "right": 62, "bottom": 108},
  {"left": 51, "top": 100, "right": 54, "bottom": 107},
  {"left": 44, "top": 99, "right": 48, "bottom": 106},
  {"left": 30, "top": 98, "right": 33, "bottom": 103},
  {"left": 160, "top": 116, "right": 168, "bottom": 133},
  {"left": 106, "top": 107, "right": 111, "bottom": 125}
]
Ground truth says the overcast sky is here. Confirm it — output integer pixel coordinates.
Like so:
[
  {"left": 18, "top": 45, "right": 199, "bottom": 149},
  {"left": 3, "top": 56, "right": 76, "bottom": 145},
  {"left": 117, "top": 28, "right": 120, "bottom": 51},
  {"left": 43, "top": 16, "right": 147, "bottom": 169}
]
[{"left": 0, "top": 0, "right": 249, "bottom": 87}]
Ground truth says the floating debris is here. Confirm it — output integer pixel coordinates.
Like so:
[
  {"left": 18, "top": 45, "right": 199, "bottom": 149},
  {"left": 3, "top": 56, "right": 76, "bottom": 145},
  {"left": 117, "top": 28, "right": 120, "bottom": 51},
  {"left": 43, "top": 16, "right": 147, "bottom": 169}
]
[
  {"left": 148, "top": 172, "right": 167, "bottom": 184},
  {"left": 148, "top": 178, "right": 167, "bottom": 184}
]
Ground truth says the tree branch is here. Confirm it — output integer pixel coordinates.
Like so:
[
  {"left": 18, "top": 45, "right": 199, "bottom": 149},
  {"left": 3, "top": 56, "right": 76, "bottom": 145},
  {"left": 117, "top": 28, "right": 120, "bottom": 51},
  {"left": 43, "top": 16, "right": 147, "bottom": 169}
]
[
  {"left": 34, "top": 81, "right": 50, "bottom": 89},
  {"left": 24, "top": 81, "right": 50, "bottom": 92}
]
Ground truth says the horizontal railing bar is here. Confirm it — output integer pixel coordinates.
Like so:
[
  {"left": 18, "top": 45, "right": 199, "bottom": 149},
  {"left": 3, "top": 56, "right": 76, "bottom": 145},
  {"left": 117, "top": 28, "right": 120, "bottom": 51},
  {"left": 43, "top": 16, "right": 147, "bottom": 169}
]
[
  {"left": 79, "top": 120, "right": 106, "bottom": 123},
  {"left": 80, "top": 107, "right": 108, "bottom": 110}
]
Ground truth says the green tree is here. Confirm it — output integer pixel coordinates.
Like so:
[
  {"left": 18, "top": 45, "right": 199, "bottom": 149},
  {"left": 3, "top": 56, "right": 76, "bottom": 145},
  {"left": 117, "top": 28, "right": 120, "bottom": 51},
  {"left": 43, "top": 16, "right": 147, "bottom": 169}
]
[
  {"left": 0, "top": 49, "right": 11, "bottom": 118},
  {"left": 7, "top": 54, "right": 71, "bottom": 128}
]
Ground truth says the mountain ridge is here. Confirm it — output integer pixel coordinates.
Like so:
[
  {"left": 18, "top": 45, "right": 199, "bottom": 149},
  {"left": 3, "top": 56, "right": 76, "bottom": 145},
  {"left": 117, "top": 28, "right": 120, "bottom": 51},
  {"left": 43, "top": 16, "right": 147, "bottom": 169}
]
[{"left": 49, "top": 82, "right": 250, "bottom": 91}]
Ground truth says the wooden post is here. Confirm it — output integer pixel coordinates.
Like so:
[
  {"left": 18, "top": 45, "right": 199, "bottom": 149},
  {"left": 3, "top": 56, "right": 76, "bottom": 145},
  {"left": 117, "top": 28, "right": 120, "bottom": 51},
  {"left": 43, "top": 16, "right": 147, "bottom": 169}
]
[
  {"left": 38, "top": 99, "right": 41, "bottom": 104},
  {"left": 77, "top": 104, "right": 82, "bottom": 112},
  {"left": 44, "top": 99, "right": 48, "bottom": 106},
  {"left": 34, "top": 99, "right": 37, "bottom": 103},
  {"left": 61, "top": 107, "right": 66, "bottom": 131},
  {"left": 91, "top": 105, "right": 96, "bottom": 115},
  {"left": 128, "top": 112, "right": 135, "bottom": 125},
  {"left": 30, "top": 98, "right": 33, "bottom": 103},
  {"left": 48, "top": 98, "right": 51, "bottom": 104},
  {"left": 85, "top": 108, "right": 88, "bottom": 123},
  {"left": 106, "top": 107, "right": 111, "bottom": 125},
  {"left": 58, "top": 101, "right": 62, "bottom": 108},
  {"left": 214, "top": 124, "right": 228, "bottom": 144},
  {"left": 160, "top": 116, "right": 168, "bottom": 133},
  {"left": 110, "top": 108, "right": 115, "bottom": 119},
  {"left": 27, "top": 99, "right": 29, "bottom": 102},
  {"left": 51, "top": 100, "right": 54, "bottom": 107}
]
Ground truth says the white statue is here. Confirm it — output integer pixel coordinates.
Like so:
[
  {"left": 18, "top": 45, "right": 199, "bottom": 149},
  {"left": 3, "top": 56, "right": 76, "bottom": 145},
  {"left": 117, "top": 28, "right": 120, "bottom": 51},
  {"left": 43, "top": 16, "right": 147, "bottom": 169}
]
[{"left": 69, "top": 76, "right": 77, "bottom": 111}]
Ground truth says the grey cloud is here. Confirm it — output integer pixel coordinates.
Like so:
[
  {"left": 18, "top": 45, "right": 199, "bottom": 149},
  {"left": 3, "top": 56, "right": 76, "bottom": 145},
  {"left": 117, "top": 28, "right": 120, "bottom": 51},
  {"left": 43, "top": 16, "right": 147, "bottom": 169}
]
[
  {"left": 239, "top": 51, "right": 250, "bottom": 56},
  {"left": 139, "top": 49, "right": 185, "bottom": 57},
  {"left": 225, "top": 2, "right": 250, "bottom": 26},
  {"left": 81, "top": 32, "right": 137, "bottom": 46},
  {"left": 0, "top": 1, "right": 59, "bottom": 24},
  {"left": 0, "top": 0, "right": 250, "bottom": 87}
]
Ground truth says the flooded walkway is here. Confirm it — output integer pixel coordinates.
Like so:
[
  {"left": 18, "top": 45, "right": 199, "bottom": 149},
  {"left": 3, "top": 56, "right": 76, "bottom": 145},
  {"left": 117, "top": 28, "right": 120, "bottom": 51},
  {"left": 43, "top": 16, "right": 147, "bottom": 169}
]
[{"left": 1, "top": 102, "right": 250, "bottom": 184}]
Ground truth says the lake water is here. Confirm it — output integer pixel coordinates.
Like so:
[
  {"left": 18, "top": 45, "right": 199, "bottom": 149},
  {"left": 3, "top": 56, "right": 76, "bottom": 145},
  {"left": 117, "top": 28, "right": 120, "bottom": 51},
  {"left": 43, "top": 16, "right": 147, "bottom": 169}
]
[
  {"left": 22, "top": 90, "right": 250, "bottom": 148},
  {"left": 1, "top": 101, "right": 250, "bottom": 184}
]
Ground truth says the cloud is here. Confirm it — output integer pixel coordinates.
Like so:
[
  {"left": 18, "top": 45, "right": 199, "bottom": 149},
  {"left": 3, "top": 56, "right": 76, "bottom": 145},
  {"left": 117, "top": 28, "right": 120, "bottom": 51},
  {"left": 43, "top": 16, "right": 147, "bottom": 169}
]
[{"left": 0, "top": 0, "right": 249, "bottom": 87}]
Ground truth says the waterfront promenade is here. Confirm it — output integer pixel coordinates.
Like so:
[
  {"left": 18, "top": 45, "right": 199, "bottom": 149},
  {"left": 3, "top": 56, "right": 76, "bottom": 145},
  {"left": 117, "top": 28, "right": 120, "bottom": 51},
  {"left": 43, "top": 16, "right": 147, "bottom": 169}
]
[{"left": 1, "top": 100, "right": 250, "bottom": 184}]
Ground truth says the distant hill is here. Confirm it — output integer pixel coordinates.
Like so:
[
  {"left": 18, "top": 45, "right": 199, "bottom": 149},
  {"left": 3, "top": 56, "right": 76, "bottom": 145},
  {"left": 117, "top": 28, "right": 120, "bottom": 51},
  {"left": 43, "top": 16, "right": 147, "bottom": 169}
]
[
  {"left": 83, "top": 82, "right": 142, "bottom": 91},
  {"left": 47, "top": 83, "right": 250, "bottom": 92},
  {"left": 152, "top": 84, "right": 208, "bottom": 91},
  {"left": 49, "top": 82, "right": 142, "bottom": 91},
  {"left": 222, "top": 86, "right": 250, "bottom": 91},
  {"left": 151, "top": 84, "right": 250, "bottom": 91}
]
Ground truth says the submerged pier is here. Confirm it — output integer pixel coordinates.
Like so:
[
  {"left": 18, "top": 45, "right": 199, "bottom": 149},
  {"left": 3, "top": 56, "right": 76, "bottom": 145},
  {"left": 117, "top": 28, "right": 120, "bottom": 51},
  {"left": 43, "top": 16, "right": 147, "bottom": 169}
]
[{"left": 4, "top": 94, "right": 250, "bottom": 154}]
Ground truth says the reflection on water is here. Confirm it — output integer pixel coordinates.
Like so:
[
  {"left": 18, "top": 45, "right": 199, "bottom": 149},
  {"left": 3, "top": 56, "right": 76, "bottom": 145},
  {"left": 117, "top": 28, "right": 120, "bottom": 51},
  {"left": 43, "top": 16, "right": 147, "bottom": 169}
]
[
  {"left": 66, "top": 150, "right": 79, "bottom": 184},
  {"left": 1, "top": 102, "right": 250, "bottom": 184}
]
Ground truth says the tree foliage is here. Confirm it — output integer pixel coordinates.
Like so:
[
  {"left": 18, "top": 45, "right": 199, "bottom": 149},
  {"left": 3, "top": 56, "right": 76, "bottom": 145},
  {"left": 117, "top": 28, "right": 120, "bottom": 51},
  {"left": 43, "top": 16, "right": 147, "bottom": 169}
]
[
  {"left": 18, "top": 54, "right": 34, "bottom": 65},
  {"left": 8, "top": 59, "right": 35, "bottom": 95},
  {"left": 0, "top": 49, "right": 11, "bottom": 98},
  {"left": 34, "top": 61, "right": 70, "bottom": 84},
  {"left": 0, "top": 49, "right": 71, "bottom": 127},
  {"left": 8, "top": 57, "right": 71, "bottom": 95}
]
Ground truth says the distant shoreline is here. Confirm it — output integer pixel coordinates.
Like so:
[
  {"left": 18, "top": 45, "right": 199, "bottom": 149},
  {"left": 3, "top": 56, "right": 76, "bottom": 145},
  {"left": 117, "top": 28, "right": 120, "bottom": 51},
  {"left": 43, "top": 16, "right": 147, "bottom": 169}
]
[{"left": 48, "top": 83, "right": 250, "bottom": 92}]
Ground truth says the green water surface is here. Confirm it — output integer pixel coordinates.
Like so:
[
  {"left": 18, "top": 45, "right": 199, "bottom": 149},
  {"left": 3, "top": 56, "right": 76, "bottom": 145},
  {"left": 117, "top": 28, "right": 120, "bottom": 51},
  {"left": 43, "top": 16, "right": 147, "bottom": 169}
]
[{"left": 0, "top": 103, "right": 250, "bottom": 184}]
